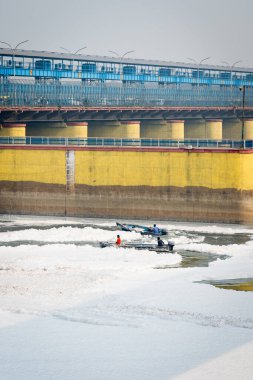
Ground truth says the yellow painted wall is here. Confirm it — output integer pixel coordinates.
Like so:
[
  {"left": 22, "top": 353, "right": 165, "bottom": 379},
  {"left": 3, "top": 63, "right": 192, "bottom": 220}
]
[
  {"left": 0, "top": 149, "right": 66, "bottom": 184},
  {"left": 1, "top": 148, "right": 253, "bottom": 191},
  {"left": 75, "top": 150, "right": 253, "bottom": 190}
]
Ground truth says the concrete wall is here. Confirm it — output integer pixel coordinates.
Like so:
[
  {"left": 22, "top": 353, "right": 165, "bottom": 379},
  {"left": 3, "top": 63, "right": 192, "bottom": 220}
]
[
  {"left": 1, "top": 146, "right": 253, "bottom": 223},
  {"left": 222, "top": 119, "right": 242, "bottom": 140},
  {"left": 26, "top": 122, "right": 88, "bottom": 137},
  {"left": 184, "top": 119, "right": 206, "bottom": 139},
  {"left": 141, "top": 120, "right": 184, "bottom": 139},
  {"left": 88, "top": 121, "right": 140, "bottom": 138}
]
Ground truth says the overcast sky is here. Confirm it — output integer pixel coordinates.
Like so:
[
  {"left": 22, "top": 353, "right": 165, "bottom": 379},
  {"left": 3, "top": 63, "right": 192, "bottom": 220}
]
[{"left": 0, "top": 0, "right": 252, "bottom": 67}]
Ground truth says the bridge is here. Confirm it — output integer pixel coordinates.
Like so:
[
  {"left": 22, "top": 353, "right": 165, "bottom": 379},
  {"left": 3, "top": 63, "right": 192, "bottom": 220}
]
[
  {"left": 1, "top": 47, "right": 253, "bottom": 108},
  {"left": 1, "top": 48, "right": 253, "bottom": 142}
]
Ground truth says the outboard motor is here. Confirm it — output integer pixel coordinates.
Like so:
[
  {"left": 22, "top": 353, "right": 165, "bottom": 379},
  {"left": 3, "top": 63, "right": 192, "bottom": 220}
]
[{"left": 167, "top": 241, "right": 175, "bottom": 252}]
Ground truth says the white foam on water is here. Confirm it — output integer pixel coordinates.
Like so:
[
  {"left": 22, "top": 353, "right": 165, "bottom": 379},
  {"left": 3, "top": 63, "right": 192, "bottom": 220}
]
[
  {"left": 0, "top": 242, "right": 181, "bottom": 314},
  {"left": 1, "top": 216, "right": 253, "bottom": 380},
  {"left": 0, "top": 226, "right": 134, "bottom": 243},
  {"left": 178, "top": 238, "right": 253, "bottom": 256},
  {"left": 164, "top": 222, "right": 253, "bottom": 235}
]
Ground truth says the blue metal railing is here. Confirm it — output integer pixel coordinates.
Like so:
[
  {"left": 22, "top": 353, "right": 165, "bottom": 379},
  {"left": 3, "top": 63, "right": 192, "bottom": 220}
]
[
  {"left": 0, "top": 136, "right": 252, "bottom": 149},
  {"left": 1, "top": 59, "right": 253, "bottom": 88}
]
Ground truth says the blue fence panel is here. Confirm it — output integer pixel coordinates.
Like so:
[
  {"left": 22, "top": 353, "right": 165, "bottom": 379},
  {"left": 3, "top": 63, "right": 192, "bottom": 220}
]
[
  {"left": 1, "top": 81, "right": 252, "bottom": 107},
  {"left": 245, "top": 140, "right": 253, "bottom": 148}
]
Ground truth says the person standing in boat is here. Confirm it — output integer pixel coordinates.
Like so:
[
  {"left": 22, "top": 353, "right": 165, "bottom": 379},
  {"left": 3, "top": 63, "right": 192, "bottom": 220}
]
[
  {"left": 153, "top": 224, "right": 160, "bottom": 234},
  {"left": 157, "top": 237, "right": 164, "bottom": 247},
  {"left": 116, "top": 235, "right": 121, "bottom": 246}
]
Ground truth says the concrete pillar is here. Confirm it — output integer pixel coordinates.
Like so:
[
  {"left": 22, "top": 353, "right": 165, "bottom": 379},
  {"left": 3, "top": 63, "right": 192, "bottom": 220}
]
[
  {"left": 243, "top": 119, "right": 253, "bottom": 140},
  {"left": 170, "top": 120, "right": 184, "bottom": 139},
  {"left": 141, "top": 120, "right": 184, "bottom": 139},
  {"left": 206, "top": 119, "right": 222, "bottom": 140},
  {"left": 0, "top": 123, "right": 26, "bottom": 137},
  {"left": 88, "top": 121, "right": 140, "bottom": 138},
  {"left": 26, "top": 122, "right": 88, "bottom": 138},
  {"left": 65, "top": 122, "right": 88, "bottom": 138},
  {"left": 222, "top": 119, "right": 242, "bottom": 140},
  {"left": 184, "top": 119, "right": 206, "bottom": 139}
]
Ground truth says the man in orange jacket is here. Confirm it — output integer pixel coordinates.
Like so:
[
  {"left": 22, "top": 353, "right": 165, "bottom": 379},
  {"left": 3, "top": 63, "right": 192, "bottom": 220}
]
[{"left": 116, "top": 235, "right": 121, "bottom": 246}]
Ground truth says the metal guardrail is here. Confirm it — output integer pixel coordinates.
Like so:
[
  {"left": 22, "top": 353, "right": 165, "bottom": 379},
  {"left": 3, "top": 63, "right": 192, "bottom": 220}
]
[{"left": 0, "top": 136, "right": 253, "bottom": 149}]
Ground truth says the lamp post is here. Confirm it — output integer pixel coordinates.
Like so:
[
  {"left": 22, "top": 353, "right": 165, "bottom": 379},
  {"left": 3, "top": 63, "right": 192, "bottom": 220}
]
[
  {"left": 0, "top": 40, "right": 29, "bottom": 76},
  {"left": 60, "top": 46, "right": 87, "bottom": 78},
  {"left": 60, "top": 46, "right": 87, "bottom": 106},
  {"left": 187, "top": 56, "right": 211, "bottom": 89},
  {"left": 221, "top": 60, "right": 242, "bottom": 93},
  {"left": 108, "top": 50, "right": 135, "bottom": 76},
  {"left": 240, "top": 85, "right": 246, "bottom": 140},
  {"left": 108, "top": 50, "right": 135, "bottom": 105}
]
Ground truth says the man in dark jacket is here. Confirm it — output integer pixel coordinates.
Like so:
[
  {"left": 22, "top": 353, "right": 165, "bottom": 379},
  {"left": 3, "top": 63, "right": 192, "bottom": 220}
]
[{"left": 157, "top": 237, "right": 164, "bottom": 247}]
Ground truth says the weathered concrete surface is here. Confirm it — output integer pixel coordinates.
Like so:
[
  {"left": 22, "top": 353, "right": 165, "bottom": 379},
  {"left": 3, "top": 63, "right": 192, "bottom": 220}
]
[
  {"left": 1, "top": 181, "right": 253, "bottom": 223},
  {"left": 1, "top": 146, "right": 253, "bottom": 223}
]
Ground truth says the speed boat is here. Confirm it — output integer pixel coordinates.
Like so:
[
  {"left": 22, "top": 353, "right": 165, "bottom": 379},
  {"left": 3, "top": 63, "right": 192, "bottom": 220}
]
[
  {"left": 99, "top": 240, "right": 175, "bottom": 253},
  {"left": 116, "top": 222, "right": 168, "bottom": 237}
]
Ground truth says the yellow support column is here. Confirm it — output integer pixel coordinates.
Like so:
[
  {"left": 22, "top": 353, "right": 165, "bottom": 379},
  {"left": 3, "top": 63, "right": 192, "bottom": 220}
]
[
  {"left": 120, "top": 121, "right": 140, "bottom": 138},
  {"left": 222, "top": 119, "right": 242, "bottom": 140},
  {"left": 243, "top": 119, "right": 253, "bottom": 140},
  {"left": 206, "top": 119, "right": 222, "bottom": 140},
  {"left": 88, "top": 121, "right": 140, "bottom": 138},
  {"left": 170, "top": 120, "right": 185, "bottom": 139},
  {"left": 0, "top": 123, "right": 26, "bottom": 137},
  {"left": 65, "top": 122, "right": 88, "bottom": 138},
  {"left": 184, "top": 119, "right": 206, "bottom": 139}
]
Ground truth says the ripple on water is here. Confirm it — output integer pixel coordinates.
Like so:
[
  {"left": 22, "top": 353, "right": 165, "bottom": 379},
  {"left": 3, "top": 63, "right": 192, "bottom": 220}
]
[{"left": 155, "top": 250, "right": 229, "bottom": 269}]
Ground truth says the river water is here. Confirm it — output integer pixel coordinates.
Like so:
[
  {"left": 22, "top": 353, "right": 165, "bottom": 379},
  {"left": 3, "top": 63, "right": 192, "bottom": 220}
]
[{"left": 0, "top": 215, "right": 253, "bottom": 380}]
